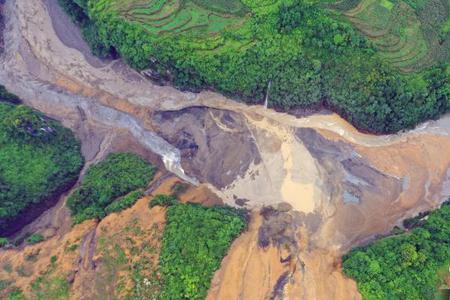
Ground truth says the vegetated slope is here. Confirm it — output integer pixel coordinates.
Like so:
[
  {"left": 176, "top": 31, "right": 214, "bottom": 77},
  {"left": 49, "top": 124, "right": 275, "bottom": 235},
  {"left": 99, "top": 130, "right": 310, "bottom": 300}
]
[
  {"left": 330, "top": 0, "right": 450, "bottom": 72},
  {"left": 343, "top": 202, "right": 450, "bottom": 299},
  {"left": 157, "top": 202, "right": 248, "bottom": 300},
  {"left": 0, "top": 174, "right": 246, "bottom": 300},
  {"left": 0, "top": 89, "right": 83, "bottom": 236},
  {"left": 60, "top": 0, "right": 449, "bottom": 134},
  {"left": 67, "top": 152, "right": 156, "bottom": 224}
]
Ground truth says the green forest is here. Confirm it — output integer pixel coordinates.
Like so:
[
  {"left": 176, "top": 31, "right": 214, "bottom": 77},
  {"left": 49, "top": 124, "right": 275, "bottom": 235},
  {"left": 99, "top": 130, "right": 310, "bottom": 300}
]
[
  {"left": 158, "top": 202, "right": 248, "bottom": 300},
  {"left": 0, "top": 90, "right": 83, "bottom": 235},
  {"left": 343, "top": 203, "right": 450, "bottom": 299},
  {"left": 67, "top": 152, "right": 155, "bottom": 224},
  {"left": 59, "top": 0, "right": 450, "bottom": 133}
]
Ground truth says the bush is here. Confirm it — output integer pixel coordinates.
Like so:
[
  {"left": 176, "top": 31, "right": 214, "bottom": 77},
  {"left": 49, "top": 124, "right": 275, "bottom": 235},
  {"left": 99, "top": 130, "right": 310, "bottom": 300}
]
[
  {"left": 104, "top": 190, "right": 144, "bottom": 214},
  {"left": 31, "top": 276, "right": 69, "bottom": 300},
  {"left": 26, "top": 233, "right": 44, "bottom": 245},
  {"left": 171, "top": 182, "right": 189, "bottom": 196},
  {"left": 149, "top": 195, "right": 178, "bottom": 208},
  {"left": 0, "top": 237, "right": 8, "bottom": 247},
  {"left": 159, "top": 203, "right": 248, "bottom": 300},
  {"left": 67, "top": 152, "right": 155, "bottom": 223},
  {"left": 3, "top": 105, "right": 55, "bottom": 143}
]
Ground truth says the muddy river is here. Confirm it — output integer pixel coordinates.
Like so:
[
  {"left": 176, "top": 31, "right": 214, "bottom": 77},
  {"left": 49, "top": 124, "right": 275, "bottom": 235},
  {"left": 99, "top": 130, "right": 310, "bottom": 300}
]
[{"left": 1, "top": 0, "right": 450, "bottom": 299}]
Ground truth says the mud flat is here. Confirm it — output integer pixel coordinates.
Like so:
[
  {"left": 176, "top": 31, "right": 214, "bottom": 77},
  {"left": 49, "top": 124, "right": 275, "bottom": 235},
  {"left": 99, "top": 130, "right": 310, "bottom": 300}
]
[{"left": 1, "top": 0, "right": 450, "bottom": 299}]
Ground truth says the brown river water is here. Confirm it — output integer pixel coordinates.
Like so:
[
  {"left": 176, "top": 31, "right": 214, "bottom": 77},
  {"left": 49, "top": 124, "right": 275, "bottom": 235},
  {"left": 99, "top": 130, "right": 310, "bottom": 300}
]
[{"left": 1, "top": 0, "right": 450, "bottom": 299}]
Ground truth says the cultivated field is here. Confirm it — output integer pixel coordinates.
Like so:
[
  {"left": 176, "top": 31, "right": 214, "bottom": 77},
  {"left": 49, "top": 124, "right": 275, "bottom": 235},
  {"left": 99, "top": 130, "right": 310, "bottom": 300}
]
[
  {"left": 327, "top": 0, "right": 450, "bottom": 72},
  {"left": 102, "top": 0, "right": 261, "bottom": 53}
]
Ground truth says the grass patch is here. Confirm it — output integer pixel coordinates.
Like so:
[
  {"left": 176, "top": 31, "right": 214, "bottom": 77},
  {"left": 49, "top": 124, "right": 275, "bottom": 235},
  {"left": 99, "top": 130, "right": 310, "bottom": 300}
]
[
  {"left": 380, "top": 0, "right": 394, "bottom": 10},
  {"left": 94, "top": 219, "right": 163, "bottom": 299},
  {"left": 26, "top": 234, "right": 44, "bottom": 245},
  {"left": 65, "top": 243, "right": 78, "bottom": 253},
  {"left": 31, "top": 276, "right": 70, "bottom": 300},
  {"left": 6, "top": 288, "right": 26, "bottom": 300}
]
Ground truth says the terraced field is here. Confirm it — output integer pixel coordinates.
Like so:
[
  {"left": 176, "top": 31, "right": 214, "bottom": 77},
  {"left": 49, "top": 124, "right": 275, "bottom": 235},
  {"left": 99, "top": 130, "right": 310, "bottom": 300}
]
[
  {"left": 65, "top": 0, "right": 450, "bottom": 134},
  {"left": 96, "top": 0, "right": 449, "bottom": 73},
  {"left": 101, "top": 0, "right": 259, "bottom": 53},
  {"left": 328, "top": 0, "right": 450, "bottom": 72}
]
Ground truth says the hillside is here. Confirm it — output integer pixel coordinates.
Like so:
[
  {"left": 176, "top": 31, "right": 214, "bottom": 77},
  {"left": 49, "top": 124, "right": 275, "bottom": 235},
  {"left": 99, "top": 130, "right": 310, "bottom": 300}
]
[
  {"left": 59, "top": 0, "right": 450, "bottom": 133},
  {"left": 0, "top": 92, "right": 83, "bottom": 236},
  {"left": 343, "top": 202, "right": 450, "bottom": 299}
]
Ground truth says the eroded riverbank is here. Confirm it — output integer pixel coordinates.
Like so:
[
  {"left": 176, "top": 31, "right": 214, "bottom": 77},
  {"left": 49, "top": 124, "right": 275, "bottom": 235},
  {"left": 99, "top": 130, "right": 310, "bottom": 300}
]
[{"left": 1, "top": 0, "right": 450, "bottom": 299}]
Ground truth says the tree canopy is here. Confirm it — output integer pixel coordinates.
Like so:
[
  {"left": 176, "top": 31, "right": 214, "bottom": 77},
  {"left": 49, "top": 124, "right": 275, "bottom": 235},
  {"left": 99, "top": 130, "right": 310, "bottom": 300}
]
[
  {"left": 0, "top": 97, "right": 83, "bottom": 235},
  {"left": 57, "top": 0, "right": 450, "bottom": 133},
  {"left": 67, "top": 152, "right": 155, "bottom": 224},
  {"left": 343, "top": 203, "right": 450, "bottom": 299}
]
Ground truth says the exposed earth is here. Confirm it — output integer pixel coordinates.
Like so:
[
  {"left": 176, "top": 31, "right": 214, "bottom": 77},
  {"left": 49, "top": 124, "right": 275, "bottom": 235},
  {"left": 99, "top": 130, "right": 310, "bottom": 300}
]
[{"left": 1, "top": 0, "right": 450, "bottom": 299}]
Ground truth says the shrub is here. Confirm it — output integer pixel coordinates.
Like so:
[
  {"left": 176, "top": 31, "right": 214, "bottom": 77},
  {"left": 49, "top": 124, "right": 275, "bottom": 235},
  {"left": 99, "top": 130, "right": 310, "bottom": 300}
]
[
  {"left": 26, "top": 233, "right": 44, "bottom": 245},
  {"left": 65, "top": 243, "right": 78, "bottom": 252},
  {"left": 149, "top": 195, "right": 178, "bottom": 208},
  {"left": 171, "top": 182, "right": 189, "bottom": 196},
  {"left": 0, "top": 237, "right": 8, "bottom": 248},
  {"left": 6, "top": 288, "right": 26, "bottom": 300},
  {"left": 104, "top": 190, "right": 144, "bottom": 214},
  {"left": 0, "top": 279, "right": 11, "bottom": 292},
  {"left": 31, "top": 276, "right": 70, "bottom": 300},
  {"left": 3, "top": 105, "right": 54, "bottom": 143},
  {"left": 16, "top": 265, "right": 32, "bottom": 277},
  {"left": 50, "top": 255, "right": 58, "bottom": 264}
]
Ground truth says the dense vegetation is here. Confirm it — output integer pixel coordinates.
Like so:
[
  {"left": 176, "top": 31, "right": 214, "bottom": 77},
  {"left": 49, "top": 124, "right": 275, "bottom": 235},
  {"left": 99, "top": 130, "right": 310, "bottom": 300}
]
[
  {"left": 58, "top": 0, "right": 450, "bottom": 133},
  {"left": 67, "top": 152, "right": 155, "bottom": 223},
  {"left": 156, "top": 201, "right": 248, "bottom": 300},
  {"left": 343, "top": 203, "right": 450, "bottom": 299},
  {"left": 0, "top": 93, "right": 83, "bottom": 235}
]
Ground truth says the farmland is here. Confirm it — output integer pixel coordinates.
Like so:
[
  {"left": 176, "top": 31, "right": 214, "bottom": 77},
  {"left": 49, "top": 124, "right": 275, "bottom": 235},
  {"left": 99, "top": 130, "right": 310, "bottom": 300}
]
[
  {"left": 331, "top": 0, "right": 450, "bottom": 72},
  {"left": 60, "top": 0, "right": 450, "bottom": 133}
]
